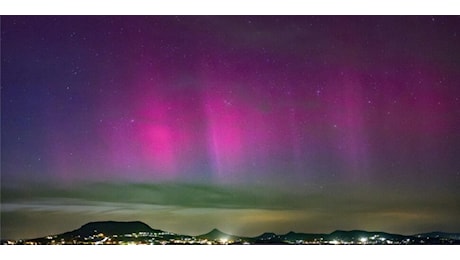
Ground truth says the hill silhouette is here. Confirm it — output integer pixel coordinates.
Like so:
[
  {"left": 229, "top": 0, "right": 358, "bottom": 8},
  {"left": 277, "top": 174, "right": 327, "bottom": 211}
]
[
  {"left": 197, "top": 228, "right": 244, "bottom": 241},
  {"left": 7, "top": 221, "right": 460, "bottom": 245},
  {"left": 70, "top": 221, "right": 161, "bottom": 236}
]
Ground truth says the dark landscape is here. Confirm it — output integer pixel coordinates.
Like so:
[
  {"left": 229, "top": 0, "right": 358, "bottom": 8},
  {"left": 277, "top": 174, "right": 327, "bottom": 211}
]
[{"left": 2, "top": 221, "right": 459, "bottom": 245}]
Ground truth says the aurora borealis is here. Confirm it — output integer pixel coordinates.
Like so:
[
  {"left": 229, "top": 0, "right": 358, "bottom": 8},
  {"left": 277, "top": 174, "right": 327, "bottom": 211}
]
[{"left": 1, "top": 16, "right": 460, "bottom": 240}]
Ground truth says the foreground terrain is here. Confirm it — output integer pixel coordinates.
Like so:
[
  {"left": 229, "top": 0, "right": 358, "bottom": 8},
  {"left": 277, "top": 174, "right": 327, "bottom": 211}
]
[{"left": 2, "top": 221, "right": 460, "bottom": 245}]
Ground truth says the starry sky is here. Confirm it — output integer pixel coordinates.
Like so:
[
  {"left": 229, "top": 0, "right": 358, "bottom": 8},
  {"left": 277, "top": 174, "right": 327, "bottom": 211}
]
[{"left": 2, "top": 16, "right": 460, "bottom": 239}]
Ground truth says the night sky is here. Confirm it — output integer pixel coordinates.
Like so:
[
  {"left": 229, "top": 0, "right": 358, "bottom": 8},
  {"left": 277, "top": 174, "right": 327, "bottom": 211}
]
[{"left": 2, "top": 16, "right": 460, "bottom": 240}]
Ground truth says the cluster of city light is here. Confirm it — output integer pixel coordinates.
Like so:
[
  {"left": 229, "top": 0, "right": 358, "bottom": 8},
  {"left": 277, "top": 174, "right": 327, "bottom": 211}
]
[
  {"left": 292, "top": 235, "right": 405, "bottom": 245},
  {"left": 4, "top": 232, "right": 458, "bottom": 245},
  {"left": 4, "top": 232, "right": 250, "bottom": 245},
  {"left": 1, "top": 234, "right": 403, "bottom": 245}
]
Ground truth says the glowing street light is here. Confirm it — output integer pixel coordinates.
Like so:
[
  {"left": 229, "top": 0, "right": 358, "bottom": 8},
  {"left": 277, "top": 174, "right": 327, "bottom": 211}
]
[{"left": 360, "top": 237, "right": 368, "bottom": 244}]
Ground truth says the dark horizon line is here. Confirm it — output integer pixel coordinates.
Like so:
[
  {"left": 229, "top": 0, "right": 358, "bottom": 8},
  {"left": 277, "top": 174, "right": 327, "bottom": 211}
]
[{"left": 3, "top": 220, "right": 460, "bottom": 241}]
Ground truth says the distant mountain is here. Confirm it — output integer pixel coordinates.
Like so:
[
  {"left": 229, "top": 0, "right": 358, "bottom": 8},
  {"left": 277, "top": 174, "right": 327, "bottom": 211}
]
[
  {"left": 66, "top": 221, "right": 162, "bottom": 237},
  {"left": 197, "top": 228, "right": 242, "bottom": 241},
  {"left": 29, "top": 221, "right": 165, "bottom": 243},
  {"left": 4, "top": 221, "right": 460, "bottom": 245}
]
